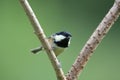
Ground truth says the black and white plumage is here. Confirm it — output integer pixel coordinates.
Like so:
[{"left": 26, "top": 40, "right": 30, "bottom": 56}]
[{"left": 31, "top": 31, "right": 72, "bottom": 56}]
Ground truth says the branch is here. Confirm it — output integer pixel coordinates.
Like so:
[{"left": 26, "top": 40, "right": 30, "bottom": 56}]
[
  {"left": 66, "top": 0, "right": 120, "bottom": 80},
  {"left": 19, "top": 0, "right": 66, "bottom": 80}
]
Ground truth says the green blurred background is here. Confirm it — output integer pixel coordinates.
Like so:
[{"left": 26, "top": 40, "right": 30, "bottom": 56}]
[{"left": 0, "top": 0, "right": 120, "bottom": 80}]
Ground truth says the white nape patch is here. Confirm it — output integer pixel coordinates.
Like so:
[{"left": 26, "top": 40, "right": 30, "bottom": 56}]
[{"left": 54, "top": 35, "right": 65, "bottom": 42}]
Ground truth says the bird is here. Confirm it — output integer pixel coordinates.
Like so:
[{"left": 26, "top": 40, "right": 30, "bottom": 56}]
[{"left": 31, "top": 31, "right": 72, "bottom": 56}]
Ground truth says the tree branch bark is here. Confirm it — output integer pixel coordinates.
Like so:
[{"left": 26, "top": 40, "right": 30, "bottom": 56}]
[
  {"left": 66, "top": 0, "right": 120, "bottom": 80},
  {"left": 19, "top": 0, "right": 66, "bottom": 80}
]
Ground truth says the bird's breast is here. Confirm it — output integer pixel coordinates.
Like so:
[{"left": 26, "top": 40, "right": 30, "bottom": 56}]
[{"left": 53, "top": 47, "right": 65, "bottom": 56}]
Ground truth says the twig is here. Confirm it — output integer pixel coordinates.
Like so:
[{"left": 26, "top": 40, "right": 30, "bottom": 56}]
[
  {"left": 66, "top": 0, "right": 120, "bottom": 80},
  {"left": 19, "top": 0, "right": 66, "bottom": 80}
]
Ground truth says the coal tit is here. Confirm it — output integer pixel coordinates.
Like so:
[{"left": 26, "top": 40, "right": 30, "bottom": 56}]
[{"left": 31, "top": 31, "right": 72, "bottom": 56}]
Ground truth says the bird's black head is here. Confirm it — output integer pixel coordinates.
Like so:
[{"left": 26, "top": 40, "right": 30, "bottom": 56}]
[
  {"left": 55, "top": 31, "right": 72, "bottom": 38},
  {"left": 53, "top": 31, "right": 72, "bottom": 48}
]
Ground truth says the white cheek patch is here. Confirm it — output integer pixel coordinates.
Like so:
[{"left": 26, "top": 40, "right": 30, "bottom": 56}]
[
  {"left": 54, "top": 35, "right": 65, "bottom": 42},
  {"left": 68, "top": 38, "right": 71, "bottom": 45},
  {"left": 69, "top": 40, "right": 71, "bottom": 44}
]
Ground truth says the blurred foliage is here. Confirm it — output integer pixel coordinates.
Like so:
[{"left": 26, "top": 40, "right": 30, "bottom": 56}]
[{"left": 0, "top": 0, "right": 120, "bottom": 80}]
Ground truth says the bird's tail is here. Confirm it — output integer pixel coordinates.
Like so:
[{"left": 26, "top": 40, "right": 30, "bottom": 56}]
[{"left": 31, "top": 47, "right": 43, "bottom": 54}]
